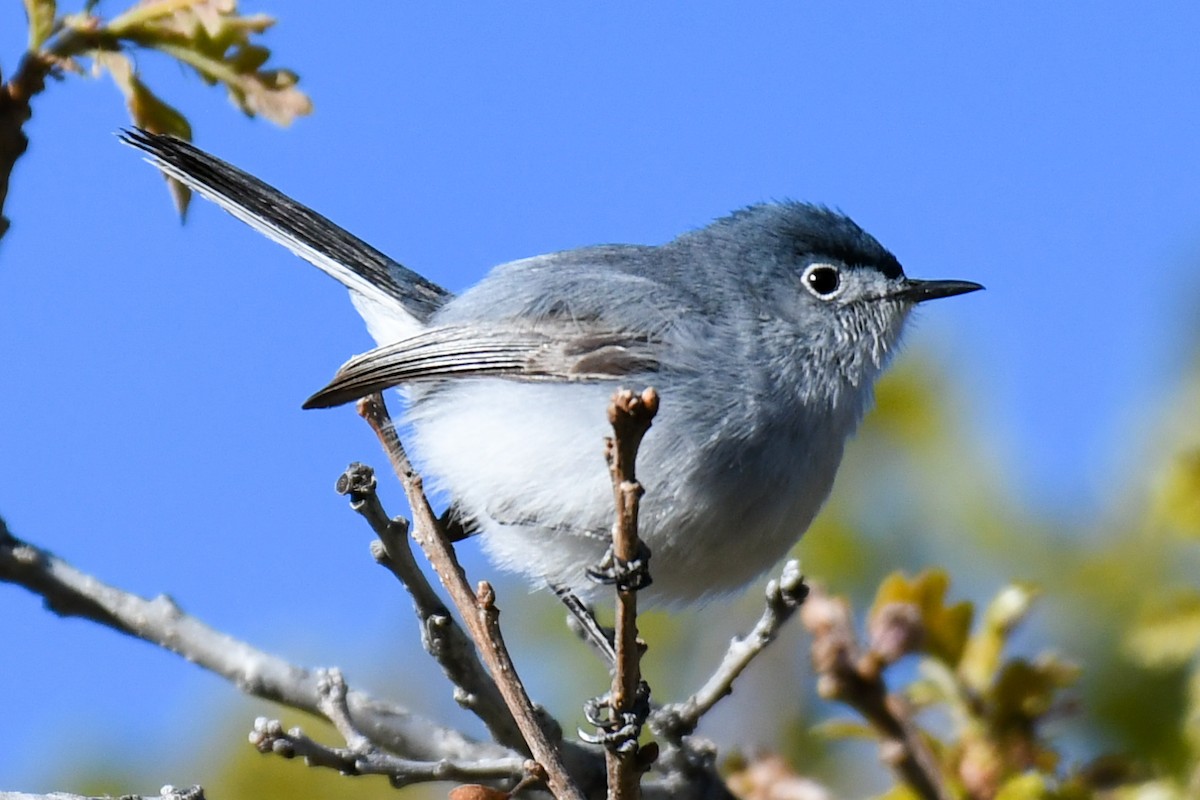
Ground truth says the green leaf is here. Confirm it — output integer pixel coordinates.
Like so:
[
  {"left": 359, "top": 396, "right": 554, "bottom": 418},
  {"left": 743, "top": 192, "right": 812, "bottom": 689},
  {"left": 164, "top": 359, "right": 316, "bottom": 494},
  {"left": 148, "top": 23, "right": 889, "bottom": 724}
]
[
  {"left": 1101, "top": 780, "right": 1186, "bottom": 800},
  {"left": 959, "top": 584, "right": 1038, "bottom": 693},
  {"left": 910, "top": 659, "right": 964, "bottom": 709},
  {"left": 810, "top": 718, "right": 876, "bottom": 740},
  {"left": 1150, "top": 450, "right": 1200, "bottom": 538},
  {"left": 994, "top": 772, "right": 1053, "bottom": 800},
  {"left": 870, "top": 569, "right": 974, "bottom": 666},
  {"left": 24, "top": 0, "right": 56, "bottom": 49},
  {"left": 991, "top": 655, "right": 1080, "bottom": 727},
  {"left": 1127, "top": 590, "right": 1200, "bottom": 668}
]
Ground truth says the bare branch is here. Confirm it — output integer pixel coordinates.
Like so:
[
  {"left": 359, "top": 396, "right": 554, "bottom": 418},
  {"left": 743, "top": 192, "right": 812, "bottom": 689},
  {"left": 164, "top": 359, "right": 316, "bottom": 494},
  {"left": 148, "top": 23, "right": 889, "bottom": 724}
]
[
  {"left": 335, "top": 462, "right": 523, "bottom": 749},
  {"left": 603, "top": 387, "right": 659, "bottom": 799},
  {"left": 294, "top": 666, "right": 534, "bottom": 791},
  {"left": 0, "top": 786, "right": 206, "bottom": 800},
  {"left": 651, "top": 559, "right": 807, "bottom": 744},
  {"left": 0, "top": 50, "right": 56, "bottom": 239},
  {"left": 800, "top": 586, "right": 951, "bottom": 800},
  {"left": 356, "top": 394, "right": 588, "bottom": 800},
  {"left": 0, "top": 518, "right": 510, "bottom": 764}
]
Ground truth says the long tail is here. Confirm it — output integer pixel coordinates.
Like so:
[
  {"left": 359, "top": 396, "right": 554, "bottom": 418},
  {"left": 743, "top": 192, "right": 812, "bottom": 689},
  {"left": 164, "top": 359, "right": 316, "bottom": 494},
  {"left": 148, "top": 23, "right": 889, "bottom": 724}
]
[{"left": 121, "top": 129, "right": 452, "bottom": 330}]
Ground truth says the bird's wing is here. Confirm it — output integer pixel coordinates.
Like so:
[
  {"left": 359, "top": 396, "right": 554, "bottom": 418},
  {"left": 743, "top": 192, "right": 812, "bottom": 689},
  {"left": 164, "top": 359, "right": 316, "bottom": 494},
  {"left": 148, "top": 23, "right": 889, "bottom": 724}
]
[
  {"left": 120, "top": 129, "right": 452, "bottom": 324},
  {"left": 303, "top": 324, "right": 659, "bottom": 409}
]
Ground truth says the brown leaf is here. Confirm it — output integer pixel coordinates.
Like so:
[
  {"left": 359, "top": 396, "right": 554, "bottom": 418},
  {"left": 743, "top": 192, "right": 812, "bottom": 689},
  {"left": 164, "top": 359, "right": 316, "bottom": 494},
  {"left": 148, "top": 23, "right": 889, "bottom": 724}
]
[
  {"left": 447, "top": 785, "right": 509, "bottom": 800},
  {"left": 226, "top": 66, "right": 312, "bottom": 126},
  {"left": 725, "top": 754, "right": 833, "bottom": 800}
]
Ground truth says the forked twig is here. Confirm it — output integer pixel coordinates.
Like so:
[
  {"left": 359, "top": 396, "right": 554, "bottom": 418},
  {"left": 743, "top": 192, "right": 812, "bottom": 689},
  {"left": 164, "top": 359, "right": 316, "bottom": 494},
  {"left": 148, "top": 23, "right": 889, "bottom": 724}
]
[
  {"left": 249, "top": 668, "right": 530, "bottom": 789},
  {"left": 356, "top": 393, "right": 585, "bottom": 800},
  {"left": 651, "top": 560, "right": 808, "bottom": 744},
  {"left": 335, "top": 463, "right": 523, "bottom": 750}
]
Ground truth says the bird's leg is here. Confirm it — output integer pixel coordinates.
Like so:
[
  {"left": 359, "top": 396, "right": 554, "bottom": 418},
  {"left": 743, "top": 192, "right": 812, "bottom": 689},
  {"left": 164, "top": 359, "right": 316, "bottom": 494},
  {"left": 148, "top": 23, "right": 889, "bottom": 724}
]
[
  {"left": 552, "top": 584, "right": 652, "bottom": 750},
  {"left": 437, "top": 504, "right": 474, "bottom": 543},
  {"left": 553, "top": 583, "right": 616, "bottom": 665},
  {"left": 586, "top": 540, "right": 653, "bottom": 592}
]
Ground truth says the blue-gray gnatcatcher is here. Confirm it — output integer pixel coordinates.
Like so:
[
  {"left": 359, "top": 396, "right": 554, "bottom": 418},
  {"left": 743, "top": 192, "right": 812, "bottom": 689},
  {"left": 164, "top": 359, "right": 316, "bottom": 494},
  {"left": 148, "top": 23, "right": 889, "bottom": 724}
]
[{"left": 122, "top": 130, "right": 982, "bottom": 606}]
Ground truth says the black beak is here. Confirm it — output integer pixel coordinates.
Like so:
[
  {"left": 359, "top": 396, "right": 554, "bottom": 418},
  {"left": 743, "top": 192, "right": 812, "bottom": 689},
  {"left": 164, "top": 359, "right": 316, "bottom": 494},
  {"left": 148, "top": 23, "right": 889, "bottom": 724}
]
[{"left": 897, "top": 278, "right": 985, "bottom": 302}]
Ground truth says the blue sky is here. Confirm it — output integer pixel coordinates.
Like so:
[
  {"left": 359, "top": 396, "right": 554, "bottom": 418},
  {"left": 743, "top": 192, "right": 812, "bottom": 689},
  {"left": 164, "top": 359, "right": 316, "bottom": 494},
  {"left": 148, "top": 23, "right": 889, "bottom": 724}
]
[{"left": 2, "top": 1, "right": 1200, "bottom": 790}]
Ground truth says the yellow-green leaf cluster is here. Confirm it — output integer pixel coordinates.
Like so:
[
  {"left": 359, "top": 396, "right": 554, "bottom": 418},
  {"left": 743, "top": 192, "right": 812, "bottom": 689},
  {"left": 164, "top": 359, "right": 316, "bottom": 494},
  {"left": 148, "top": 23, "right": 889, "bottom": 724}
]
[
  {"left": 102, "top": 0, "right": 312, "bottom": 126},
  {"left": 870, "top": 569, "right": 973, "bottom": 665},
  {"left": 990, "top": 656, "right": 1080, "bottom": 729},
  {"left": 823, "top": 574, "right": 1099, "bottom": 796},
  {"left": 24, "top": 0, "right": 312, "bottom": 216}
]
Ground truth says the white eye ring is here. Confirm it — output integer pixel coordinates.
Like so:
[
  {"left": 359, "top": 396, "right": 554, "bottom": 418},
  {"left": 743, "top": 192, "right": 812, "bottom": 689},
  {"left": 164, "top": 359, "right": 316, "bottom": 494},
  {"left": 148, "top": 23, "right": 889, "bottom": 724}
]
[{"left": 802, "top": 263, "right": 843, "bottom": 299}]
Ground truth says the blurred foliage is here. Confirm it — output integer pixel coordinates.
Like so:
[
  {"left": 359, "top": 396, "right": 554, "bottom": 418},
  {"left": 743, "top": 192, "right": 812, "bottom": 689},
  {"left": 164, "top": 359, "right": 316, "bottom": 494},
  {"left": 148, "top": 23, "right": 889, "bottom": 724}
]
[
  {"left": 15, "top": 0, "right": 311, "bottom": 216},
  {"left": 824, "top": 572, "right": 1083, "bottom": 798},
  {"left": 782, "top": 344, "right": 1200, "bottom": 798}
]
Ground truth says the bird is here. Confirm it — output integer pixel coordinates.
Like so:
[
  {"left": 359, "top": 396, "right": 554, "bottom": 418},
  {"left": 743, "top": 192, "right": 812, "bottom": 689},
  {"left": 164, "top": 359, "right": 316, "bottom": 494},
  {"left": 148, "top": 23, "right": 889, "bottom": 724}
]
[{"left": 122, "top": 129, "right": 982, "bottom": 606}]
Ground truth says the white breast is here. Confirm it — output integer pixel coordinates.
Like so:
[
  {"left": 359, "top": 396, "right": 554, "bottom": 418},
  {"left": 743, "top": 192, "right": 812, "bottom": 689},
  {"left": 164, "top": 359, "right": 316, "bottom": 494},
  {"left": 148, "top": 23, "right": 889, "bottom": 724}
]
[{"left": 405, "top": 371, "right": 860, "bottom": 605}]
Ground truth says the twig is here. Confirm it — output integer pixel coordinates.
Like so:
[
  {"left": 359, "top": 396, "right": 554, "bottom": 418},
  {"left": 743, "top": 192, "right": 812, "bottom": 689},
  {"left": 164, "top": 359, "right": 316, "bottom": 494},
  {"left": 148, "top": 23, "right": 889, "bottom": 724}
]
[
  {"left": 0, "top": 519, "right": 511, "bottom": 765},
  {"left": 356, "top": 394, "right": 586, "bottom": 800},
  {"left": 315, "top": 667, "right": 374, "bottom": 753},
  {"left": 0, "top": 789, "right": 205, "bottom": 800},
  {"left": 335, "top": 463, "right": 523, "bottom": 749},
  {"left": 0, "top": 52, "right": 51, "bottom": 240},
  {"left": 250, "top": 716, "right": 528, "bottom": 787},
  {"left": 603, "top": 388, "right": 659, "bottom": 800},
  {"left": 249, "top": 668, "right": 530, "bottom": 788},
  {"left": 800, "top": 586, "right": 950, "bottom": 800},
  {"left": 651, "top": 559, "right": 808, "bottom": 744},
  {"left": 0, "top": 26, "right": 96, "bottom": 241}
]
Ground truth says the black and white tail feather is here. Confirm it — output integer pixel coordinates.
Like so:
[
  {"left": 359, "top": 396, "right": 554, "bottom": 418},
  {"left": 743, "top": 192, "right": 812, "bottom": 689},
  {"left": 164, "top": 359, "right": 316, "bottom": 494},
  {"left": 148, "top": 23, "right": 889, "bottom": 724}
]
[{"left": 119, "top": 129, "right": 451, "bottom": 332}]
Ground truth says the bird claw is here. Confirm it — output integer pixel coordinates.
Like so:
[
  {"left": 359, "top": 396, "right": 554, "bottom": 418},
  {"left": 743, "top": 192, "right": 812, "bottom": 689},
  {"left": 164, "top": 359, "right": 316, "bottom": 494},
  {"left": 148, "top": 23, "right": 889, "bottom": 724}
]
[
  {"left": 579, "top": 682, "right": 651, "bottom": 754},
  {"left": 586, "top": 542, "right": 653, "bottom": 592}
]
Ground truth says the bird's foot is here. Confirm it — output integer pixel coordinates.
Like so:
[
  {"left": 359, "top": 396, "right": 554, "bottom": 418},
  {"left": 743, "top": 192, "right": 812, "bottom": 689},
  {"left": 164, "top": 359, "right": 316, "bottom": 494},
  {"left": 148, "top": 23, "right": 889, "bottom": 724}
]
[
  {"left": 586, "top": 542, "right": 653, "bottom": 593},
  {"left": 579, "top": 680, "right": 651, "bottom": 754}
]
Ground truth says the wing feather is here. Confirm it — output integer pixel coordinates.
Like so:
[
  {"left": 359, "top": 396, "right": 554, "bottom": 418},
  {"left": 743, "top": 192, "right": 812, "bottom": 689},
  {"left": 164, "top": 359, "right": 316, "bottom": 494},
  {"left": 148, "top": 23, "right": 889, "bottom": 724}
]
[{"left": 303, "top": 325, "right": 659, "bottom": 408}]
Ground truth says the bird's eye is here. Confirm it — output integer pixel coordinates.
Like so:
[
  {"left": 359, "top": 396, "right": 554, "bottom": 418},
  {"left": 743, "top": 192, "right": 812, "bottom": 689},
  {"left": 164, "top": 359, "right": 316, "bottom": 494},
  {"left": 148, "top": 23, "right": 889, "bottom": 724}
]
[{"left": 803, "top": 264, "right": 842, "bottom": 298}]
